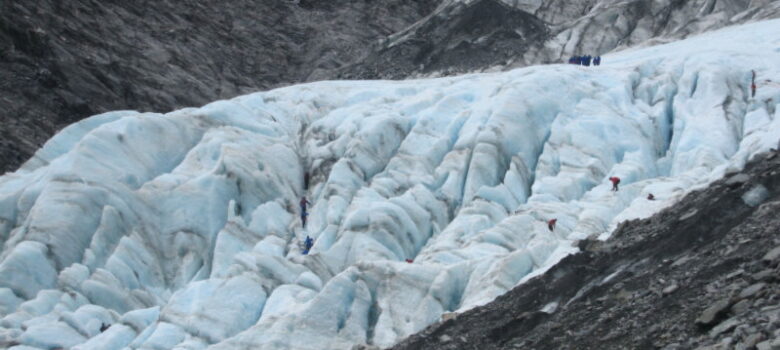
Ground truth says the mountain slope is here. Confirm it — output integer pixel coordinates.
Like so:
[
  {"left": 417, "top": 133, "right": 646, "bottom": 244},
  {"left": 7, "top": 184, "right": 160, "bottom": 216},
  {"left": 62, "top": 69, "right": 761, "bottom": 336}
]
[
  {"left": 342, "top": 0, "right": 780, "bottom": 79},
  {"left": 0, "top": 0, "right": 440, "bottom": 173},
  {"left": 4, "top": 0, "right": 779, "bottom": 174},
  {"left": 0, "top": 18, "right": 779, "bottom": 350},
  {"left": 337, "top": 0, "right": 549, "bottom": 79}
]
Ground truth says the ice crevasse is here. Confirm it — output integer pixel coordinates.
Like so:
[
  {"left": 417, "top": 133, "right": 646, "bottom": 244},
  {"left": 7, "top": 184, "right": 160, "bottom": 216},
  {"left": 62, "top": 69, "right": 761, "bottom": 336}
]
[{"left": 0, "top": 19, "right": 779, "bottom": 350}]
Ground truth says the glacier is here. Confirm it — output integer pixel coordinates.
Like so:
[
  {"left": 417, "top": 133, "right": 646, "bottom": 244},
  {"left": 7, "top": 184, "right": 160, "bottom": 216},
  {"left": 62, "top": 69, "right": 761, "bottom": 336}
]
[{"left": 1, "top": 19, "right": 780, "bottom": 350}]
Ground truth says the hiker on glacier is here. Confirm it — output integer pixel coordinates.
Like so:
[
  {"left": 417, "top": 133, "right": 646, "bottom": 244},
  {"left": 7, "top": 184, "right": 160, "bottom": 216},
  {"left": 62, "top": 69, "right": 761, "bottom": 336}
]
[
  {"left": 751, "top": 70, "right": 757, "bottom": 98},
  {"left": 300, "top": 196, "right": 311, "bottom": 227},
  {"left": 299, "top": 196, "right": 310, "bottom": 213},
  {"left": 303, "top": 236, "right": 314, "bottom": 255},
  {"left": 609, "top": 176, "right": 621, "bottom": 191},
  {"left": 547, "top": 218, "right": 557, "bottom": 232},
  {"left": 594, "top": 56, "right": 601, "bottom": 66}
]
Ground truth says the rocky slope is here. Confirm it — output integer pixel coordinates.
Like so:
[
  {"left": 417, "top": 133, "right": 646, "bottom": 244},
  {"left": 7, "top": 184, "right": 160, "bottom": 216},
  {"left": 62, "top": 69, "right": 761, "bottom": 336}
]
[
  {"left": 0, "top": 0, "right": 439, "bottom": 173},
  {"left": 4, "top": 0, "right": 780, "bottom": 174},
  {"left": 3, "top": 0, "right": 780, "bottom": 174},
  {"left": 343, "top": 0, "right": 780, "bottom": 80},
  {"left": 391, "top": 150, "right": 780, "bottom": 350}
]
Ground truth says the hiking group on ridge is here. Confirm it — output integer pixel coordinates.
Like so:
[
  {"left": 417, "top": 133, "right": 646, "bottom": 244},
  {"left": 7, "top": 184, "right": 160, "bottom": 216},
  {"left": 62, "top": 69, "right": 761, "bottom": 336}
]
[{"left": 569, "top": 55, "right": 601, "bottom": 66}]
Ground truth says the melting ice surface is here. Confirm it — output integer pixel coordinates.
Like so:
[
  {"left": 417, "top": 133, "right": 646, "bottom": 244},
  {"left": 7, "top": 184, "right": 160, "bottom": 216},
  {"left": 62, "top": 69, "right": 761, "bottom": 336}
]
[{"left": 1, "top": 19, "right": 780, "bottom": 350}]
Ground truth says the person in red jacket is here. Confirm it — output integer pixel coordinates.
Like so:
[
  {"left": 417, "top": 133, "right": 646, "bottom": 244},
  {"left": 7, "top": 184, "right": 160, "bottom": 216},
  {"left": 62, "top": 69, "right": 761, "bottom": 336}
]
[
  {"left": 299, "top": 196, "right": 311, "bottom": 213},
  {"left": 609, "top": 176, "right": 621, "bottom": 191},
  {"left": 547, "top": 218, "right": 557, "bottom": 232},
  {"left": 299, "top": 196, "right": 311, "bottom": 227},
  {"left": 751, "top": 70, "right": 757, "bottom": 98}
]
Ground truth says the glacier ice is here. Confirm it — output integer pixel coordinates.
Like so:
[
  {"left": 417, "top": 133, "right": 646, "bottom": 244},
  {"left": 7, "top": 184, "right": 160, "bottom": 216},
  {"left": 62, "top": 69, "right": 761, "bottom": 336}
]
[{"left": 1, "top": 19, "right": 780, "bottom": 350}]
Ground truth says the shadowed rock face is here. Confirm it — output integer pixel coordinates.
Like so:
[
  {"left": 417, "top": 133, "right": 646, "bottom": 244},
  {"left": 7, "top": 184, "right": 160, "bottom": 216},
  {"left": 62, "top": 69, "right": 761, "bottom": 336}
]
[
  {"left": 337, "top": 0, "right": 550, "bottom": 79},
  {"left": 0, "top": 0, "right": 440, "bottom": 174},
  {"left": 1, "top": 0, "right": 778, "bottom": 174},
  {"left": 344, "top": 0, "right": 780, "bottom": 80},
  {"left": 391, "top": 151, "right": 780, "bottom": 350}
]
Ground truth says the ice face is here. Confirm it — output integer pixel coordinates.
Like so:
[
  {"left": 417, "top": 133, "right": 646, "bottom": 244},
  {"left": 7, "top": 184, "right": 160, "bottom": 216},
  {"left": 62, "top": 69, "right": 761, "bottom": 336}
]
[{"left": 1, "top": 19, "right": 780, "bottom": 350}]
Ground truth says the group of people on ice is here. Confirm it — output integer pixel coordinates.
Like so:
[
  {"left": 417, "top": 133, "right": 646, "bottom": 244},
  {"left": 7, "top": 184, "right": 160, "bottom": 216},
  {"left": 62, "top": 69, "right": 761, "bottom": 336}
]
[
  {"left": 547, "top": 176, "right": 656, "bottom": 232},
  {"left": 568, "top": 55, "right": 601, "bottom": 66},
  {"left": 299, "top": 175, "right": 653, "bottom": 254}
]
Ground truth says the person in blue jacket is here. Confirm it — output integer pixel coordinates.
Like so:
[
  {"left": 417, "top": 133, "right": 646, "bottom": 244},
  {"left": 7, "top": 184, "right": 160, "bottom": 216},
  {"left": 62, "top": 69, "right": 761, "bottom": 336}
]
[{"left": 303, "top": 236, "right": 314, "bottom": 255}]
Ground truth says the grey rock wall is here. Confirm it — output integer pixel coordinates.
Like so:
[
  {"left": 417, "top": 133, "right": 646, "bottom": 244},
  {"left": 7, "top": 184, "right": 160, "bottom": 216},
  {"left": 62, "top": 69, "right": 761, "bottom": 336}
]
[
  {"left": 2, "top": 0, "right": 778, "bottom": 174},
  {"left": 0, "top": 0, "right": 439, "bottom": 173},
  {"left": 344, "top": 0, "right": 780, "bottom": 80}
]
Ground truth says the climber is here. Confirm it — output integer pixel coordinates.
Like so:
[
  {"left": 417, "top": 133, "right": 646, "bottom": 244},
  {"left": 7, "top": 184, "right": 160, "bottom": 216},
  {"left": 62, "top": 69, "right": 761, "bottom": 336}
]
[
  {"left": 584, "top": 55, "right": 592, "bottom": 67},
  {"left": 547, "top": 218, "right": 557, "bottom": 232},
  {"left": 609, "top": 176, "right": 621, "bottom": 191},
  {"left": 100, "top": 323, "right": 111, "bottom": 333},
  {"left": 299, "top": 196, "right": 311, "bottom": 227},
  {"left": 405, "top": 259, "right": 414, "bottom": 263},
  {"left": 594, "top": 56, "right": 601, "bottom": 66},
  {"left": 301, "top": 210, "right": 308, "bottom": 228},
  {"left": 751, "top": 70, "right": 757, "bottom": 98},
  {"left": 303, "top": 235, "right": 314, "bottom": 255},
  {"left": 299, "top": 196, "right": 311, "bottom": 213},
  {"left": 647, "top": 193, "right": 655, "bottom": 200}
]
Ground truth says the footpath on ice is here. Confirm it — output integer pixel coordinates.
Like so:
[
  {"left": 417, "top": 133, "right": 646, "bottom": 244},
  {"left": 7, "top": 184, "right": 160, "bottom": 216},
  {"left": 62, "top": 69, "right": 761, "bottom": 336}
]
[{"left": 1, "top": 19, "right": 780, "bottom": 350}]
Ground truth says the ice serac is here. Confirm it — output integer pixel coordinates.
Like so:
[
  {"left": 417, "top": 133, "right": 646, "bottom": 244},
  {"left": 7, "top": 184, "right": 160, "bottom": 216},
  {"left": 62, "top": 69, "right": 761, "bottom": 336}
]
[{"left": 1, "top": 19, "right": 780, "bottom": 350}]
